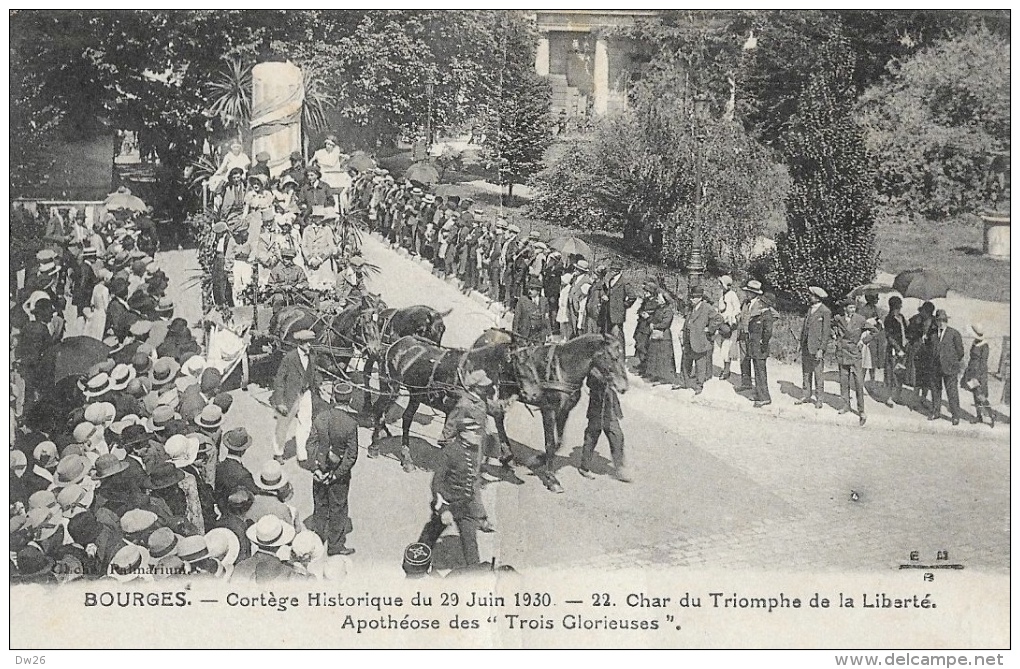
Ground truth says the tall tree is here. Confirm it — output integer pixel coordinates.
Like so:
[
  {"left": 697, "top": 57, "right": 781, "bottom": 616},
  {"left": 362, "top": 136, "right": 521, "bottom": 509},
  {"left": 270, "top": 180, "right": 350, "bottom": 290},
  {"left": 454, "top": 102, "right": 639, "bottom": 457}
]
[{"left": 770, "top": 29, "right": 878, "bottom": 302}]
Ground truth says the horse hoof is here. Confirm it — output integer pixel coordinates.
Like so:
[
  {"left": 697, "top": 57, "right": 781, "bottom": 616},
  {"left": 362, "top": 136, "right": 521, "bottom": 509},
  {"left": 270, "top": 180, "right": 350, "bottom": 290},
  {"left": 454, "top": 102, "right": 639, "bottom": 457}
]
[{"left": 548, "top": 482, "right": 565, "bottom": 494}]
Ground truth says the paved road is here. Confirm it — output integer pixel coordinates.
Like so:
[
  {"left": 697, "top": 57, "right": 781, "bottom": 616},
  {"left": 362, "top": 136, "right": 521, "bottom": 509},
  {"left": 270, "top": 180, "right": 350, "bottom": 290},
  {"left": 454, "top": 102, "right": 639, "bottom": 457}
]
[{"left": 158, "top": 238, "right": 1010, "bottom": 576}]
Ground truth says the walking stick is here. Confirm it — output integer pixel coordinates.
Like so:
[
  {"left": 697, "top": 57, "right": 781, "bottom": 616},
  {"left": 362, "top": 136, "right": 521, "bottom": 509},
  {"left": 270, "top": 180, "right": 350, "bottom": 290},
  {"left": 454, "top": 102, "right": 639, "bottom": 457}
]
[{"left": 251, "top": 263, "right": 260, "bottom": 332}]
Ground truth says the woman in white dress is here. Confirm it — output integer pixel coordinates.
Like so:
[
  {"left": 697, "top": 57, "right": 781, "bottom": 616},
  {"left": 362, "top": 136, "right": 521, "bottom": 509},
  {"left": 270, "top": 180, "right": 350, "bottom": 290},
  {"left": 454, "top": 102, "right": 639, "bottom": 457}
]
[
  {"left": 208, "top": 140, "right": 251, "bottom": 193},
  {"left": 83, "top": 268, "right": 112, "bottom": 341},
  {"left": 311, "top": 135, "right": 348, "bottom": 191}
]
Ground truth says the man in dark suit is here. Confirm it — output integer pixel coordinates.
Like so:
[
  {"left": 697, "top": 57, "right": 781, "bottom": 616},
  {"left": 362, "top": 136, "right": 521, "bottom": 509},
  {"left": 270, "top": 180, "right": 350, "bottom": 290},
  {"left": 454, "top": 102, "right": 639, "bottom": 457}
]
[
  {"left": 746, "top": 290, "right": 776, "bottom": 407},
  {"left": 599, "top": 260, "right": 632, "bottom": 350},
  {"left": 512, "top": 281, "right": 549, "bottom": 345},
  {"left": 796, "top": 286, "right": 832, "bottom": 409},
  {"left": 929, "top": 309, "right": 965, "bottom": 425},
  {"left": 215, "top": 428, "right": 258, "bottom": 512},
  {"left": 306, "top": 382, "right": 359, "bottom": 556},
  {"left": 679, "top": 285, "right": 723, "bottom": 394},
  {"left": 271, "top": 330, "right": 320, "bottom": 463}
]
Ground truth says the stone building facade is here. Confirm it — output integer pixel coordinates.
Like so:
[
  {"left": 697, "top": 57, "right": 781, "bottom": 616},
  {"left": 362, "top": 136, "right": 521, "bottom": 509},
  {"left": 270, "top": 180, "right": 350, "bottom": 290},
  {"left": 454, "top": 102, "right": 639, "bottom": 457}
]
[{"left": 534, "top": 10, "right": 659, "bottom": 119}]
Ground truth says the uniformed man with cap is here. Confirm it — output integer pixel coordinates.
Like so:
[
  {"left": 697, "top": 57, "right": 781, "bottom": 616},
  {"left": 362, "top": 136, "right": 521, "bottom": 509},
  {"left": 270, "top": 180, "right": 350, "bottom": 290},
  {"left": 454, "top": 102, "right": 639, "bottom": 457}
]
[
  {"left": 266, "top": 246, "right": 309, "bottom": 311},
  {"left": 306, "top": 381, "right": 359, "bottom": 556},
  {"left": 416, "top": 370, "right": 495, "bottom": 567}
]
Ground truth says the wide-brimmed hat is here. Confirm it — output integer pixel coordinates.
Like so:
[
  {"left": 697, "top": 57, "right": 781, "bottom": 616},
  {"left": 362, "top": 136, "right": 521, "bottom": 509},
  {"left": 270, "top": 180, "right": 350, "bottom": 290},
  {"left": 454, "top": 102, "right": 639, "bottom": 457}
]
[
  {"left": 92, "top": 453, "right": 128, "bottom": 479},
  {"left": 28, "top": 490, "right": 58, "bottom": 511},
  {"left": 129, "top": 320, "right": 153, "bottom": 339},
  {"left": 148, "top": 405, "right": 176, "bottom": 432},
  {"left": 194, "top": 404, "right": 224, "bottom": 430},
  {"left": 131, "top": 351, "right": 153, "bottom": 376},
  {"left": 205, "top": 527, "right": 241, "bottom": 567},
  {"left": 969, "top": 323, "right": 985, "bottom": 339},
  {"left": 56, "top": 484, "right": 90, "bottom": 516},
  {"left": 108, "top": 544, "right": 145, "bottom": 582},
  {"left": 118, "top": 424, "right": 151, "bottom": 449},
  {"left": 147, "top": 460, "right": 185, "bottom": 490},
  {"left": 84, "top": 402, "right": 116, "bottom": 427},
  {"left": 246, "top": 515, "right": 296, "bottom": 548},
  {"left": 248, "top": 173, "right": 268, "bottom": 186},
  {"left": 164, "top": 434, "right": 199, "bottom": 468},
  {"left": 33, "top": 441, "right": 59, "bottom": 467},
  {"left": 718, "top": 275, "right": 733, "bottom": 288},
  {"left": 211, "top": 221, "right": 229, "bottom": 235},
  {"left": 83, "top": 373, "right": 112, "bottom": 399},
  {"left": 744, "top": 279, "right": 764, "bottom": 295},
  {"left": 222, "top": 427, "right": 252, "bottom": 454},
  {"left": 935, "top": 309, "right": 949, "bottom": 322},
  {"left": 177, "top": 535, "right": 209, "bottom": 563},
  {"left": 53, "top": 455, "right": 89, "bottom": 486},
  {"left": 147, "top": 527, "right": 179, "bottom": 560},
  {"left": 256, "top": 460, "right": 288, "bottom": 492},
  {"left": 150, "top": 358, "right": 181, "bottom": 389},
  {"left": 108, "top": 364, "right": 136, "bottom": 391},
  {"left": 181, "top": 355, "right": 206, "bottom": 378},
  {"left": 14, "top": 546, "right": 54, "bottom": 581},
  {"left": 72, "top": 421, "right": 100, "bottom": 445},
  {"left": 120, "top": 508, "right": 158, "bottom": 536},
  {"left": 808, "top": 285, "right": 828, "bottom": 299},
  {"left": 291, "top": 329, "right": 315, "bottom": 342}
]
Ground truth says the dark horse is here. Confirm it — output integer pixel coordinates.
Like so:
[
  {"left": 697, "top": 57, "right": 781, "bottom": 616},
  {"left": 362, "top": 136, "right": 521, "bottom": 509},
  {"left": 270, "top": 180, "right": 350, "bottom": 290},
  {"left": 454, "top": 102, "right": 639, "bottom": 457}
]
[
  {"left": 259, "top": 300, "right": 382, "bottom": 382},
  {"left": 475, "top": 330, "right": 629, "bottom": 493},
  {"left": 370, "top": 334, "right": 515, "bottom": 472},
  {"left": 361, "top": 302, "right": 450, "bottom": 402}
]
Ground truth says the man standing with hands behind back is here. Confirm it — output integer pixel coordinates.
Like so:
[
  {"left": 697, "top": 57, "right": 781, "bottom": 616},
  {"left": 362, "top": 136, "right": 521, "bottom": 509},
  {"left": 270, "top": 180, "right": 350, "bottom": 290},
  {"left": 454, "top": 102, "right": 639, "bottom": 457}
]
[
  {"left": 306, "top": 381, "right": 359, "bottom": 556},
  {"left": 929, "top": 309, "right": 964, "bottom": 425},
  {"left": 796, "top": 286, "right": 831, "bottom": 409}
]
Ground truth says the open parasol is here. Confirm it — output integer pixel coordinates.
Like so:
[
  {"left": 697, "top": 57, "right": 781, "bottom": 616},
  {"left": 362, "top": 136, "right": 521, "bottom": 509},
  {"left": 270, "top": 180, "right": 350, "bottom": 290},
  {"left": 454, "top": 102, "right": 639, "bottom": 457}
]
[
  {"left": 104, "top": 186, "right": 147, "bottom": 212},
  {"left": 847, "top": 282, "right": 896, "bottom": 299},
  {"left": 404, "top": 160, "right": 440, "bottom": 185},
  {"left": 893, "top": 269, "right": 950, "bottom": 300},
  {"left": 549, "top": 236, "right": 593, "bottom": 259}
]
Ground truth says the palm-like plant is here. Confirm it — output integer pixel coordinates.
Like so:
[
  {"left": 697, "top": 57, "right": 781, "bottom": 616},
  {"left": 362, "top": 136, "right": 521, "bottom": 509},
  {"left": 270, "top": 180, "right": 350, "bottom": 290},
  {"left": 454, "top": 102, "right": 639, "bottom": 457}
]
[
  {"left": 206, "top": 58, "right": 253, "bottom": 142},
  {"left": 301, "top": 63, "right": 336, "bottom": 134}
]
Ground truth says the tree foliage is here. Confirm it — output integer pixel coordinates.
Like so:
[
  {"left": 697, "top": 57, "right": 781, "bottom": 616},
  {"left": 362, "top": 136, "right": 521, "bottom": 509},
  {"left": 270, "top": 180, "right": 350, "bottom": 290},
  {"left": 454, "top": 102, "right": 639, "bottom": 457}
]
[
  {"left": 855, "top": 26, "right": 1010, "bottom": 220},
  {"left": 531, "top": 47, "right": 789, "bottom": 271},
  {"left": 768, "top": 30, "right": 878, "bottom": 302},
  {"left": 281, "top": 10, "right": 537, "bottom": 146},
  {"left": 482, "top": 72, "right": 552, "bottom": 199}
]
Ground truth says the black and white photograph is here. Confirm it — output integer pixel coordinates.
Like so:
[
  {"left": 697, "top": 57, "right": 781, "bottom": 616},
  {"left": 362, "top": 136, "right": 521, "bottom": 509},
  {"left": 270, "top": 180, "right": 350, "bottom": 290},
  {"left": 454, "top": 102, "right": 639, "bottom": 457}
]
[{"left": 7, "top": 8, "right": 1012, "bottom": 657}]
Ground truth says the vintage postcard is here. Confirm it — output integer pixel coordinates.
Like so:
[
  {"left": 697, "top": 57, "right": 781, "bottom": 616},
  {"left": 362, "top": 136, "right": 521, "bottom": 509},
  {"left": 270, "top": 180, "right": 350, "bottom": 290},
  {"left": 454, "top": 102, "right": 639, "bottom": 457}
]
[{"left": 8, "top": 8, "right": 1011, "bottom": 654}]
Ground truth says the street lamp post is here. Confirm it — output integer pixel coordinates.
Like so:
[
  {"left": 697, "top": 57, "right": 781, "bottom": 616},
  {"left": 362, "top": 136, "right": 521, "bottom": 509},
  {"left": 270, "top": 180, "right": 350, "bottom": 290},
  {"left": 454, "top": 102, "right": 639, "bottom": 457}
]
[
  {"left": 686, "top": 94, "right": 710, "bottom": 288},
  {"left": 425, "top": 77, "right": 435, "bottom": 150}
]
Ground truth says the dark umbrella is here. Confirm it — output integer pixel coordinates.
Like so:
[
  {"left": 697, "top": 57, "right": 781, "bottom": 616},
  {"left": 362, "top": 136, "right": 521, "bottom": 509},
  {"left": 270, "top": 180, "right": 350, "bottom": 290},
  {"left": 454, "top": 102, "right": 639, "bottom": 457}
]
[
  {"left": 345, "top": 151, "right": 377, "bottom": 172},
  {"left": 549, "top": 236, "right": 593, "bottom": 260},
  {"left": 893, "top": 269, "right": 950, "bottom": 300},
  {"left": 404, "top": 161, "right": 440, "bottom": 185},
  {"left": 48, "top": 336, "right": 112, "bottom": 385}
]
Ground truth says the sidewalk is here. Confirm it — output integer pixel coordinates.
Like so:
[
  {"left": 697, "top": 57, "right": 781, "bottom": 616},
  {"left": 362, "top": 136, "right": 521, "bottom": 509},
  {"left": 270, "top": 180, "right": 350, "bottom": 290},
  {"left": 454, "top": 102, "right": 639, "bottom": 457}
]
[{"left": 376, "top": 234, "right": 1009, "bottom": 443}]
